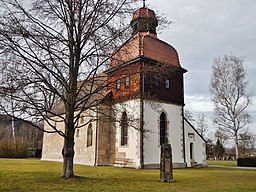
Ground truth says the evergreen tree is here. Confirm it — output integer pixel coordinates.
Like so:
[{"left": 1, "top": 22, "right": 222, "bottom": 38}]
[{"left": 213, "top": 139, "right": 225, "bottom": 159}]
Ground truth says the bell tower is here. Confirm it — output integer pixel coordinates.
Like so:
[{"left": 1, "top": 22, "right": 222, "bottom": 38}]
[
  {"left": 103, "top": 1, "right": 198, "bottom": 170},
  {"left": 107, "top": 2, "right": 186, "bottom": 104}
]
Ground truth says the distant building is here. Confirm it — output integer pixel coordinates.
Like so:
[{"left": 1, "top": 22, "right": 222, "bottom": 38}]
[{"left": 42, "top": 5, "right": 207, "bottom": 168}]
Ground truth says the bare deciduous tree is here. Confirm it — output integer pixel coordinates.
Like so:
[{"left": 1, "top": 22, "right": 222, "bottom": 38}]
[
  {"left": 238, "top": 130, "right": 256, "bottom": 156},
  {"left": 214, "top": 129, "right": 228, "bottom": 147},
  {"left": 0, "top": 0, "right": 141, "bottom": 177},
  {"left": 210, "top": 55, "right": 251, "bottom": 159},
  {"left": 184, "top": 109, "right": 195, "bottom": 123},
  {"left": 184, "top": 110, "right": 208, "bottom": 138},
  {"left": 196, "top": 113, "right": 208, "bottom": 138}
]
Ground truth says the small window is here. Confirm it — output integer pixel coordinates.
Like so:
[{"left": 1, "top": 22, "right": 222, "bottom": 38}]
[
  {"left": 165, "top": 79, "right": 170, "bottom": 89},
  {"left": 153, "top": 76, "right": 160, "bottom": 86},
  {"left": 124, "top": 76, "right": 130, "bottom": 88},
  {"left": 188, "top": 133, "right": 195, "bottom": 139},
  {"left": 80, "top": 116, "right": 84, "bottom": 124},
  {"left": 76, "top": 129, "right": 80, "bottom": 137},
  {"left": 116, "top": 79, "right": 121, "bottom": 90}
]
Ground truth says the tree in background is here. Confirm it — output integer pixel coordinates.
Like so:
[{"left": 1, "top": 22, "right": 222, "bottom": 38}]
[
  {"left": 184, "top": 110, "right": 208, "bottom": 138},
  {"left": 205, "top": 138, "right": 214, "bottom": 159},
  {"left": 210, "top": 55, "right": 251, "bottom": 159},
  {"left": 238, "top": 130, "right": 256, "bottom": 157},
  {"left": 184, "top": 110, "right": 195, "bottom": 123},
  {"left": 196, "top": 113, "right": 208, "bottom": 138},
  {"left": 213, "top": 139, "right": 225, "bottom": 159},
  {"left": 214, "top": 129, "right": 229, "bottom": 147},
  {"left": 0, "top": 0, "right": 141, "bottom": 177}
]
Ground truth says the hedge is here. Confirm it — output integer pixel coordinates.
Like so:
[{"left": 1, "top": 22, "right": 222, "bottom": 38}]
[{"left": 237, "top": 157, "right": 256, "bottom": 167}]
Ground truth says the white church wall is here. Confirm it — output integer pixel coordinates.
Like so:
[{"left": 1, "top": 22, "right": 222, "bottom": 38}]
[
  {"left": 41, "top": 100, "right": 207, "bottom": 168},
  {"left": 184, "top": 120, "right": 207, "bottom": 167},
  {"left": 73, "top": 110, "right": 97, "bottom": 166},
  {"left": 41, "top": 110, "right": 98, "bottom": 165},
  {"left": 41, "top": 117, "right": 64, "bottom": 162},
  {"left": 113, "top": 99, "right": 141, "bottom": 168},
  {"left": 143, "top": 101, "right": 185, "bottom": 168}
]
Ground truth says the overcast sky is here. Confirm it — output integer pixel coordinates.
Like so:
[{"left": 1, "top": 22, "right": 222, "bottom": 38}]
[
  {"left": 21, "top": 0, "right": 255, "bottom": 135},
  {"left": 148, "top": 0, "right": 256, "bottom": 134}
]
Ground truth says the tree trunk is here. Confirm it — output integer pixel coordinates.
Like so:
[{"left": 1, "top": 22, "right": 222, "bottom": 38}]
[
  {"left": 235, "top": 146, "right": 239, "bottom": 160},
  {"left": 62, "top": 131, "right": 75, "bottom": 177},
  {"left": 62, "top": 150, "right": 75, "bottom": 177},
  {"left": 234, "top": 136, "right": 239, "bottom": 159},
  {"left": 62, "top": 109, "right": 75, "bottom": 177}
]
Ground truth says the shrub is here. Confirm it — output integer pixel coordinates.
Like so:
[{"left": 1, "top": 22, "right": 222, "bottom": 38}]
[
  {"left": 27, "top": 148, "right": 42, "bottom": 158},
  {"left": 35, "top": 148, "right": 42, "bottom": 158},
  {"left": 237, "top": 157, "right": 256, "bottom": 167},
  {"left": 0, "top": 137, "right": 28, "bottom": 158}
]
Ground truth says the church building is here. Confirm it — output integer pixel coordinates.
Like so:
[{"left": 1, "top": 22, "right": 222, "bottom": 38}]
[{"left": 41, "top": 4, "right": 207, "bottom": 168}]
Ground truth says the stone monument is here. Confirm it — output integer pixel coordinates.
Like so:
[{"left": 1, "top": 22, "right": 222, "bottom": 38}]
[{"left": 160, "top": 138, "right": 174, "bottom": 182}]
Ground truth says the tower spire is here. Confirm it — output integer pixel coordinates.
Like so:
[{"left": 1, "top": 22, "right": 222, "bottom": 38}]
[{"left": 143, "top": 0, "right": 146, "bottom": 7}]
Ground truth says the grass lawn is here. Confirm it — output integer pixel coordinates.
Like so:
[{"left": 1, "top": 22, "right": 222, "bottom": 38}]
[
  {"left": 0, "top": 159, "right": 256, "bottom": 192},
  {"left": 207, "top": 160, "right": 237, "bottom": 167}
]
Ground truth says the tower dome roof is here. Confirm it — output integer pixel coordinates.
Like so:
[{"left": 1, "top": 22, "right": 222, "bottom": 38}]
[
  {"left": 130, "top": 6, "right": 158, "bottom": 35},
  {"left": 132, "top": 7, "right": 157, "bottom": 20}
]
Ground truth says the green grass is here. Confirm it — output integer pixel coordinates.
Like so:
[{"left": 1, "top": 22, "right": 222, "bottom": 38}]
[
  {"left": 0, "top": 158, "right": 256, "bottom": 192},
  {"left": 207, "top": 160, "right": 237, "bottom": 166}
]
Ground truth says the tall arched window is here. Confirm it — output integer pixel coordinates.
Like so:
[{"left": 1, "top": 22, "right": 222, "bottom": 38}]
[
  {"left": 121, "top": 112, "right": 128, "bottom": 146},
  {"left": 190, "top": 142, "right": 194, "bottom": 160},
  {"left": 76, "top": 129, "right": 80, "bottom": 137},
  {"left": 87, "top": 123, "right": 93, "bottom": 147},
  {"left": 160, "top": 112, "right": 167, "bottom": 145}
]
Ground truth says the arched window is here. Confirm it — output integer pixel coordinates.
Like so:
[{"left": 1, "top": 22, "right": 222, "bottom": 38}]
[
  {"left": 80, "top": 116, "right": 85, "bottom": 124},
  {"left": 160, "top": 112, "right": 167, "bottom": 145},
  {"left": 190, "top": 142, "right": 194, "bottom": 160},
  {"left": 76, "top": 129, "right": 80, "bottom": 137},
  {"left": 87, "top": 123, "right": 93, "bottom": 147},
  {"left": 121, "top": 112, "right": 128, "bottom": 146}
]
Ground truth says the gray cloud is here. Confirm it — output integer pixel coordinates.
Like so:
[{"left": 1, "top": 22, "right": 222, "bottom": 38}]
[{"left": 150, "top": 0, "right": 256, "bottom": 132}]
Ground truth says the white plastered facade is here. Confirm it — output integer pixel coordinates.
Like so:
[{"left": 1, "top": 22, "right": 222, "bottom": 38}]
[
  {"left": 41, "top": 110, "right": 98, "bottom": 166},
  {"left": 111, "top": 98, "right": 207, "bottom": 168},
  {"left": 112, "top": 99, "right": 141, "bottom": 168},
  {"left": 41, "top": 99, "right": 207, "bottom": 168},
  {"left": 184, "top": 119, "right": 207, "bottom": 167},
  {"left": 143, "top": 101, "right": 185, "bottom": 168}
]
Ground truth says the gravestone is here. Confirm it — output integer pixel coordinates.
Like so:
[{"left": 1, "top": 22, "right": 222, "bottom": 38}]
[{"left": 160, "top": 139, "right": 173, "bottom": 182}]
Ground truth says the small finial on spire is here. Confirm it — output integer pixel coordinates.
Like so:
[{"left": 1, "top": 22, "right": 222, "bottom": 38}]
[{"left": 143, "top": 0, "right": 146, "bottom": 7}]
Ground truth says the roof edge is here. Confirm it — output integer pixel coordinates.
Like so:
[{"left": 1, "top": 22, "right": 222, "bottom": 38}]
[{"left": 184, "top": 117, "right": 207, "bottom": 143}]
